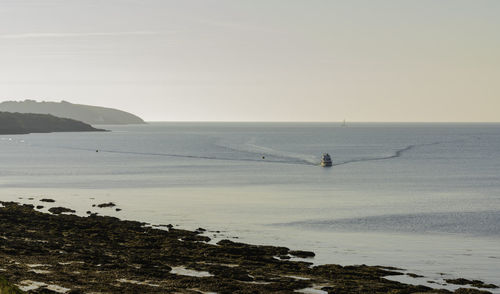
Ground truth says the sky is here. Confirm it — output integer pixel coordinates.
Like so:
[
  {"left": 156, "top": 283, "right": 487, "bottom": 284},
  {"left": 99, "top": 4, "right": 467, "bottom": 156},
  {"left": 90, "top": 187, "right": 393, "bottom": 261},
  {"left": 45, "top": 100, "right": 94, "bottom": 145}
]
[{"left": 0, "top": 0, "right": 499, "bottom": 122}]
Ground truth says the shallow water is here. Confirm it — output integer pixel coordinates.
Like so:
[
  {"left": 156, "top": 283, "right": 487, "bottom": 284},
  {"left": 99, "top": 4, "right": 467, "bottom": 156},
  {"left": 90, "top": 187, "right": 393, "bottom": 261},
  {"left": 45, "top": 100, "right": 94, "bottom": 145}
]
[{"left": 1, "top": 122, "right": 499, "bottom": 289}]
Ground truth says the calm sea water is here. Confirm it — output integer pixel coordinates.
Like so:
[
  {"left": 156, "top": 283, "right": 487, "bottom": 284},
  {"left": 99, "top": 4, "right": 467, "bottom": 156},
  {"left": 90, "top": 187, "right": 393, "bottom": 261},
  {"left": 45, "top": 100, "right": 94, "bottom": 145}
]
[{"left": 1, "top": 123, "right": 499, "bottom": 289}]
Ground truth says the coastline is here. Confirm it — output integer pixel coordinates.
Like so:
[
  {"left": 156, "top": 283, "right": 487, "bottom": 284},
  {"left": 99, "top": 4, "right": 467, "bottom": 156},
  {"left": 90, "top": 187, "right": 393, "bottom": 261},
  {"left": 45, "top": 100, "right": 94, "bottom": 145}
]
[
  {"left": 0, "top": 111, "right": 106, "bottom": 135},
  {"left": 0, "top": 201, "right": 497, "bottom": 293}
]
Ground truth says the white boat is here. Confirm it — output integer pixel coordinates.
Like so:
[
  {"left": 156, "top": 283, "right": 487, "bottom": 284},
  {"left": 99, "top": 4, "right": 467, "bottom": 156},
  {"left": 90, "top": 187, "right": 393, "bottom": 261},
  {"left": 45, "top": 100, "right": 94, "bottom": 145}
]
[{"left": 321, "top": 153, "right": 332, "bottom": 167}]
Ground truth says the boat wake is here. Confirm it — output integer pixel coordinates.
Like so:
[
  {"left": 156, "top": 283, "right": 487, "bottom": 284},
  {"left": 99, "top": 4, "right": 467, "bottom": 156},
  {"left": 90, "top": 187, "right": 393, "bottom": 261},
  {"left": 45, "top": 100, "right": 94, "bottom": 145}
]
[
  {"left": 30, "top": 144, "right": 317, "bottom": 166},
  {"left": 24, "top": 139, "right": 451, "bottom": 167},
  {"left": 215, "top": 137, "right": 318, "bottom": 165},
  {"left": 330, "top": 141, "right": 442, "bottom": 167}
]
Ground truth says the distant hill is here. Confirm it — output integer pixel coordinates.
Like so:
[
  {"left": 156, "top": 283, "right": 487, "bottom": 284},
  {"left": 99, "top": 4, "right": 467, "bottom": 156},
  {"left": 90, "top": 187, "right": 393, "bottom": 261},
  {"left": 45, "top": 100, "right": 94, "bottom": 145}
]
[
  {"left": 0, "top": 100, "right": 145, "bottom": 125},
  {"left": 0, "top": 111, "right": 106, "bottom": 134}
]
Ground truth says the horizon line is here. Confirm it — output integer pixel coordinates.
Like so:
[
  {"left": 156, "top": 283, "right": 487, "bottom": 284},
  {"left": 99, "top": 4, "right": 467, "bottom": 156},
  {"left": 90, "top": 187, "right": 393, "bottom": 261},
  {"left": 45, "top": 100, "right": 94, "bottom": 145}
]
[{"left": 141, "top": 121, "right": 500, "bottom": 124}]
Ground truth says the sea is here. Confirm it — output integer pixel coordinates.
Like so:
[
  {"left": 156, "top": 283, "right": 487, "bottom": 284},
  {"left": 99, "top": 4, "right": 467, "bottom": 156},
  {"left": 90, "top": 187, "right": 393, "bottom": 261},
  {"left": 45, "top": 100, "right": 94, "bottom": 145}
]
[{"left": 1, "top": 122, "right": 499, "bottom": 291}]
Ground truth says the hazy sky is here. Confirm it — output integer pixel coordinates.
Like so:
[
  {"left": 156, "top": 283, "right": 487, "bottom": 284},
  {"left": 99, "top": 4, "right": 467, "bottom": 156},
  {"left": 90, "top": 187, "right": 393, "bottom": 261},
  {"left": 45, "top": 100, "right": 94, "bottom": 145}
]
[{"left": 0, "top": 0, "right": 499, "bottom": 122}]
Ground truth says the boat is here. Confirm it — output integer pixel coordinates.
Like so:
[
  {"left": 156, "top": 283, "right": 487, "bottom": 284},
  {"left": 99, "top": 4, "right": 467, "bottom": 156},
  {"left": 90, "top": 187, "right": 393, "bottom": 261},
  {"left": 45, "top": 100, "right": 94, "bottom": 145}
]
[
  {"left": 321, "top": 153, "right": 332, "bottom": 167},
  {"left": 341, "top": 119, "right": 347, "bottom": 127}
]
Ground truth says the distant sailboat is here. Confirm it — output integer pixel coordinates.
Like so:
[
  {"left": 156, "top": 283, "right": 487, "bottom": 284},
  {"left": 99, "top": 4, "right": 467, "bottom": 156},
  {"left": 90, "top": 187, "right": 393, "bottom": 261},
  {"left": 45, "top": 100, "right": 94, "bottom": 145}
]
[{"left": 341, "top": 119, "right": 347, "bottom": 127}]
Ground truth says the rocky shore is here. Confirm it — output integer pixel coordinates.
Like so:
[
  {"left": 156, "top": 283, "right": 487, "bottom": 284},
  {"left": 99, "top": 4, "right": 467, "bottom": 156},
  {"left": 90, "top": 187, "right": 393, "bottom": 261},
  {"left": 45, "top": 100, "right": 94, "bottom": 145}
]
[{"left": 0, "top": 201, "right": 496, "bottom": 294}]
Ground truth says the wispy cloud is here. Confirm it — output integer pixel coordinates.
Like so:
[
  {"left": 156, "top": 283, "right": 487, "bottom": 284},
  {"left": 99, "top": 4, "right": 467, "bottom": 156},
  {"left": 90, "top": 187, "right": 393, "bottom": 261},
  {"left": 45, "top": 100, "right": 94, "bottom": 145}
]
[{"left": 0, "top": 31, "right": 159, "bottom": 39}]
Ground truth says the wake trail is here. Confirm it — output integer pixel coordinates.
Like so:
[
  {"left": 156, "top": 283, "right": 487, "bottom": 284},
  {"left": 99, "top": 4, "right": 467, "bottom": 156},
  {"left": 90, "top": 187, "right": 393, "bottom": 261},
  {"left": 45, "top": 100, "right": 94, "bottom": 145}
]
[
  {"left": 331, "top": 141, "right": 442, "bottom": 167},
  {"left": 26, "top": 139, "right": 458, "bottom": 167},
  {"left": 215, "top": 137, "right": 318, "bottom": 165},
  {"left": 30, "top": 144, "right": 317, "bottom": 166}
]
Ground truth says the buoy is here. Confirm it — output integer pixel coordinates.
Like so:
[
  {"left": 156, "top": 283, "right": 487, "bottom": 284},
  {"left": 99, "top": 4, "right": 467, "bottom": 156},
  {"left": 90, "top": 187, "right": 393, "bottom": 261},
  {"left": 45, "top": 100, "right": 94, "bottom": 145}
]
[
  {"left": 262, "top": 156, "right": 265, "bottom": 159},
  {"left": 96, "top": 150, "right": 99, "bottom": 153}
]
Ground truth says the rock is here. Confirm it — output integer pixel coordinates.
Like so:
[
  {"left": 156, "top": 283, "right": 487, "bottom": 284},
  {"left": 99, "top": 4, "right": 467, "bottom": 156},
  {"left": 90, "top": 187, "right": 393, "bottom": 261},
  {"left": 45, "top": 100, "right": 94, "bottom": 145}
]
[
  {"left": 97, "top": 202, "right": 116, "bottom": 208},
  {"left": 0, "top": 275, "right": 24, "bottom": 294},
  {"left": 181, "top": 235, "right": 211, "bottom": 242},
  {"left": 40, "top": 199, "right": 55, "bottom": 203},
  {"left": 36, "top": 205, "right": 44, "bottom": 209},
  {"left": 289, "top": 250, "right": 315, "bottom": 258},
  {"left": 446, "top": 278, "right": 498, "bottom": 289},
  {"left": 447, "top": 278, "right": 475, "bottom": 285},
  {"left": 454, "top": 288, "right": 493, "bottom": 293},
  {"left": 32, "top": 286, "right": 59, "bottom": 293},
  {"left": 0, "top": 201, "right": 486, "bottom": 294},
  {"left": 48, "top": 207, "right": 76, "bottom": 215}
]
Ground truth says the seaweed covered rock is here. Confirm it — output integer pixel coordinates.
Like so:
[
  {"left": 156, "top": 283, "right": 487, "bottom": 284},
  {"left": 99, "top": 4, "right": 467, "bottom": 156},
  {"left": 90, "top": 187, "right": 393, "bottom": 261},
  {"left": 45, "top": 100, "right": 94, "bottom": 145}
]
[
  {"left": 96, "top": 202, "right": 116, "bottom": 208},
  {"left": 446, "top": 278, "right": 498, "bottom": 289},
  {"left": 0, "top": 275, "right": 24, "bottom": 294},
  {"left": 0, "top": 202, "right": 492, "bottom": 294},
  {"left": 48, "top": 207, "right": 76, "bottom": 215},
  {"left": 289, "top": 250, "right": 315, "bottom": 258}
]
